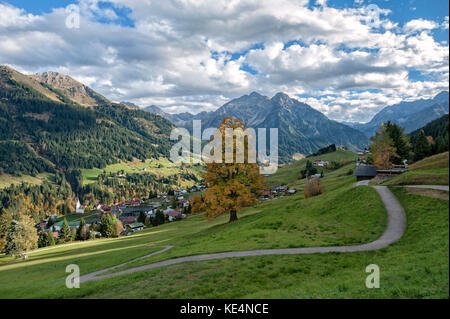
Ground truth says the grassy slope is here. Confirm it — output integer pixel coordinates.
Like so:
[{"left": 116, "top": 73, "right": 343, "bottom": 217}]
[
  {"left": 57, "top": 188, "right": 450, "bottom": 299},
  {"left": 267, "top": 150, "right": 357, "bottom": 187},
  {"left": 0, "top": 173, "right": 51, "bottom": 189},
  {"left": 80, "top": 157, "right": 204, "bottom": 187},
  {"left": 384, "top": 152, "right": 449, "bottom": 186},
  {"left": 0, "top": 157, "right": 388, "bottom": 298}
]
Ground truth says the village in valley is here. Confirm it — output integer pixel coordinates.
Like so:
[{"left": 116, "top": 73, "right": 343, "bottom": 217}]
[{"left": 31, "top": 145, "right": 379, "bottom": 248}]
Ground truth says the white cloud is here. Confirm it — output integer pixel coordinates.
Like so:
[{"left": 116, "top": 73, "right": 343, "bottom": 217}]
[
  {"left": 403, "top": 18, "right": 439, "bottom": 33},
  {"left": 0, "top": 0, "right": 448, "bottom": 123},
  {"left": 442, "top": 16, "right": 449, "bottom": 30}
]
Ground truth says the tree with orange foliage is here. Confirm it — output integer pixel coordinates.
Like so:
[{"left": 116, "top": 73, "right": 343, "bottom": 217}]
[
  {"left": 369, "top": 124, "right": 398, "bottom": 169},
  {"left": 195, "top": 117, "right": 265, "bottom": 222}
]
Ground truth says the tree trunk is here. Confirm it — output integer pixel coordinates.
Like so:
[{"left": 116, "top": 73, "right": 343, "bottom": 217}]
[{"left": 229, "top": 209, "right": 238, "bottom": 222}]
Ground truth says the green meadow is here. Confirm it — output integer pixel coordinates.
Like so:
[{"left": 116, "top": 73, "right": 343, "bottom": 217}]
[
  {"left": 0, "top": 151, "right": 448, "bottom": 298},
  {"left": 80, "top": 157, "right": 204, "bottom": 187}
]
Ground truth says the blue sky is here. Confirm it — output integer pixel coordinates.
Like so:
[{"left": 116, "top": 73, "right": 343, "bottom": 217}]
[{"left": 1, "top": 0, "right": 448, "bottom": 122}]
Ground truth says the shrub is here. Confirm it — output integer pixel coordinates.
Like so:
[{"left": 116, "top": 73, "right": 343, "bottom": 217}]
[
  {"left": 114, "top": 220, "right": 124, "bottom": 237},
  {"left": 304, "top": 178, "right": 323, "bottom": 198}
]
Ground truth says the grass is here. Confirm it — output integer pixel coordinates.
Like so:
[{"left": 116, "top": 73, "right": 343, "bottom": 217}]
[
  {"left": 267, "top": 150, "right": 358, "bottom": 187},
  {"left": 46, "top": 188, "right": 450, "bottom": 298},
  {"left": 410, "top": 152, "right": 449, "bottom": 171},
  {"left": 382, "top": 152, "right": 449, "bottom": 186},
  {"left": 0, "top": 150, "right": 447, "bottom": 298},
  {"left": 55, "top": 213, "right": 99, "bottom": 223},
  {"left": 0, "top": 173, "right": 51, "bottom": 189},
  {"left": 0, "top": 164, "right": 388, "bottom": 298},
  {"left": 80, "top": 157, "right": 204, "bottom": 187}
]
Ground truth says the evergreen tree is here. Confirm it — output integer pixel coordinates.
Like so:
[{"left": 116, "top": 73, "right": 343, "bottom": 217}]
[
  {"left": 385, "top": 121, "right": 411, "bottom": 164},
  {"left": 5, "top": 215, "right": 38, "bottom": 256},
  {"left": 46, "top": 217, "right": 54, "bottom": 228},
  {"left": 77, "top": 218, "right": 88, "bottom": 240},
  {"left": 137, "top": 211, "right": 146, "bottom": 224},
  {"left": 413, "top": 130, "right": 431, "bottom": 161},
  {"left": 47, "top": 229, "right": 55, "bottom": 246},
  {"left": 38, "top": 230, "right": 47, "bottom": 248},
  {"left": 71, "top": 228, "right": 77, "bottom": 241},
  {"left": 59, "top": 218, "right": 71, "bottom": 242},
  {"left": 100, "top": 214, "right": 115, "bottom": 238},
  {"left": 5, "top": 220, "right": 22, "bottom": 257},
  {"left": 152, "top": 209, "right": 165, "bottom": 226}
]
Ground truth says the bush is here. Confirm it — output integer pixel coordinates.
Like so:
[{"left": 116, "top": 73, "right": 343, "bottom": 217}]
[
  {"left": 114, "top": 220, "right": 124, "bottom": 237},
  {"left": 304, "top": 178, "right": 323, "bottom": 198}
]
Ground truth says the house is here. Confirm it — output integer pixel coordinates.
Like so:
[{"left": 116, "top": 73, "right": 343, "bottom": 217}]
[
  {"left": 52, "top": 220, "right": 81, "bottom": 231},
  {"left": 164, "top": 210, "right": 182, "bottom": 221},
  {"left": 260, "top": 190, "right": 271, "bottom": 198},
  {"left": 157, "top": 192, "right": 168, "bottom": 199},
  {"left": 354, "top": 165, "right": 377, "bottom": 181},
  {"left": 148, "top": 201, "right": 162, "bottom": 208},
  {"left": 75, "top": 200, "right": 85, "bottom": 214},
  {"left": 124, "top": 198, "right": 143, "bottom": 206},
  {"left": 126, "top": 222, "right": 145, "bottom": 232},
  {"left": 313, "top": 159, "right": 329, "bottom": 167},
  {"left": 120, "top": 217, "right": 137, "bottom": 225},
  {"left": 189, "top": 186, "right": 198, "bottom": 193},
  {"left": 179, "top": 199, "right": 190, "bottom": 207},
  {"left": 119, "top": 206, "right": 155, "bottom": 218},
  {"left": 96, "top": 204, "right": 111, "bottom": 213},
  {"left": 177, "top": 196, "right": 184, "bottom": 201},
  {"left": 288, "top": 189, "right": 297, "bottom": 194},
  {"left": 174, "top": 188, "right": 187, "bottom": 196}
]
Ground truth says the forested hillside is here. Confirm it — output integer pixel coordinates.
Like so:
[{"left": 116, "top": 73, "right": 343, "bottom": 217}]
[
  {"left": 409, "top": 114, "right": 449, "bottom": 161},
  {"left": 0, "top": 66, "right": 174, "bottom": 173}
]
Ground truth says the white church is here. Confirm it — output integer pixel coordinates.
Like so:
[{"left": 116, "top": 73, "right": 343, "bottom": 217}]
[{"left": 76, "top": 199, "right": 85, "bottom": 214}]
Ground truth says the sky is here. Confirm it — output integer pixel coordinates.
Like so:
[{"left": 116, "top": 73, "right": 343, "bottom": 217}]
[{"left": 0, "top": 0, "right": 448, "bottom": 123}]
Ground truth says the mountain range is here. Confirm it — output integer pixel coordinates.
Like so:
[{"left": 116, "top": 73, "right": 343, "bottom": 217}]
[
  {"left": 141, "top": 92, "right": 369, "bottom": 162},
  {"left": 344, "top": 91, "right": 449, "bottom": 137},
  {"left": 2, "top": 64, "right": 446, "bottom": 172},
  {"left": 141, "top": 90, "right": 448, "bottom": 162}
]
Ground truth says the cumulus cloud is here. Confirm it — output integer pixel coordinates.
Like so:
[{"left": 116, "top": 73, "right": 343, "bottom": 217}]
[
  {"left": 403, "top": 18, "right": 439, "bottom": 33},
  {"left": 0, "top": 0, "right": 448, "bottom": 122}
]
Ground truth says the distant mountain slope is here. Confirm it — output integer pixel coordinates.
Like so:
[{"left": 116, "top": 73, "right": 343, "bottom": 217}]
[
  {"left": 143, "top": 104, "right": 210, "bottom": 127},
  {"left": 30, "top": 71, "right": 109, "bottom": 107},
  {"left": 352, "top": 91, "right": 449, "bottom": 137},
  {"left": 194, "top": 92, "right": 368, "bottom": 163},
  {"left": 0, "top": 65, "right": 174, "bottom": 174}
]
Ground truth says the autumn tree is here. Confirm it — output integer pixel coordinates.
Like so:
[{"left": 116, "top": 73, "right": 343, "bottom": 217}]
[
  {"left": 369, "top": 124, "right": 398, "bottom": 169},
  {"left": 114, "top": 220, "right": 123, "bottom": 237},
  {"left": 198, "top": 117, "right": 265, "bottom": 222}
]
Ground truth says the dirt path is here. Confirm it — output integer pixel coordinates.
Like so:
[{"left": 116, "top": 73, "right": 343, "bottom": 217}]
[{"left": 80, "top": 185, "right": 406, "bottom": 283}]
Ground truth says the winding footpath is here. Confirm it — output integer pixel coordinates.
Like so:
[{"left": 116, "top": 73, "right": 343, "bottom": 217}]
[{"left": 80, "top": 185, "right": 406, "bottom": 283}]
